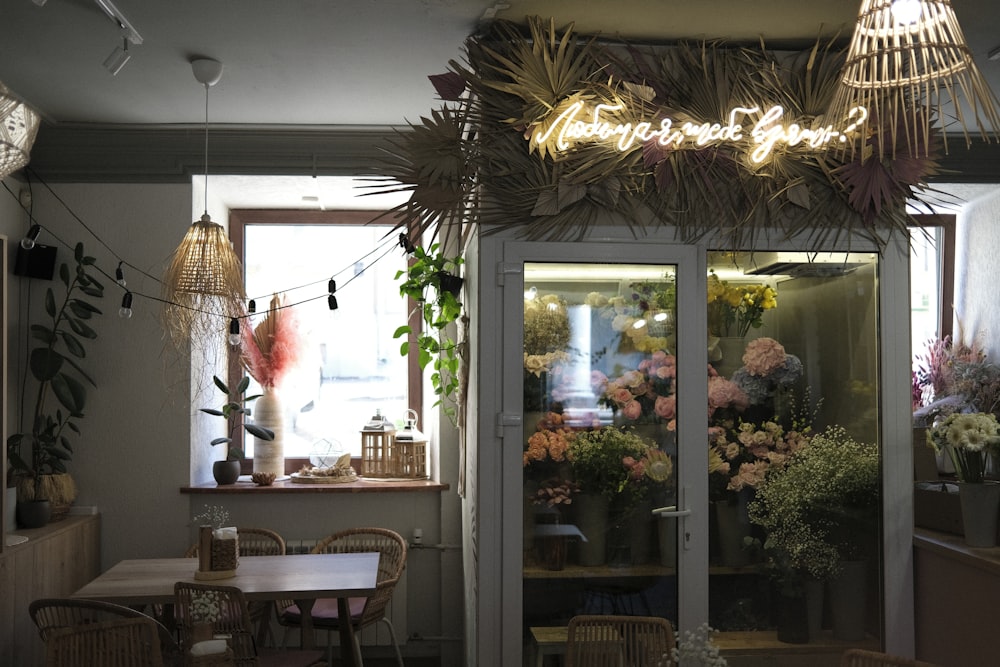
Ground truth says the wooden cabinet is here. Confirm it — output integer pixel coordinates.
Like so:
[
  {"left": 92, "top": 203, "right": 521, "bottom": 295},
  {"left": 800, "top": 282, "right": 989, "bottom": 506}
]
[{"left": 0, "top": 514, "right": 100, "bottom": 666}]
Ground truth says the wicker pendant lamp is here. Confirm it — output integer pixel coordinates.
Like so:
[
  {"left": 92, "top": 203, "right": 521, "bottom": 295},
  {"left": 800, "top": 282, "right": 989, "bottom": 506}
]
[
  {"left": 827, "top": 0, "right": 1000, "bottom": 158},
  {"left": 161, "top": 59, "right": 246, "bottom": 347},
  {"left": 0, "top": 80, "right": 41, "bottom": 180}
]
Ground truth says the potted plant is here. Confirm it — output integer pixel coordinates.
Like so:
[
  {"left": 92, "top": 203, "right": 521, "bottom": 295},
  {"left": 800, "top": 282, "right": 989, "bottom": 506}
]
[
  {"left": 6, "top": 242, "right": 104, "bottom": 528},
  {"left": 393, "top": 242, "right": 465, "bottom": 424},
  {"left": 200, "top": 375, "right": 274, "bottom": 485}
]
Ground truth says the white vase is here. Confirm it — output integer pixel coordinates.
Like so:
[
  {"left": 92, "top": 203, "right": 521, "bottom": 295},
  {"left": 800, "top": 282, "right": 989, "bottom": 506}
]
[{"left": 253, "top": 387, "right": 285, "bottom": 476}]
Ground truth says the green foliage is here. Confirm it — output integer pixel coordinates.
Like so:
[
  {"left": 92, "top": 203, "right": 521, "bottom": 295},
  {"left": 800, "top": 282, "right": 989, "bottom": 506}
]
[
  {"left": 748, "top": 425, "right": 879, "bottom": 581},
  {"left": 567, "top": 426, "right": 651, "bottom": 500},
  {"left": 6, "top": 243, "right": 104, "bottom": 498},
  {"left": 393, "top": 243, "right": 465, "bottom": 424},
  {"left": 200, "top": 375, "right": 274, "bottom": 461}
]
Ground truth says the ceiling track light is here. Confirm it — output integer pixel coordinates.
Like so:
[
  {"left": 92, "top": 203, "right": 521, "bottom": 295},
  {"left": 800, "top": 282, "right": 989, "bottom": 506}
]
[
  {"left": 93, "top": 0, "right": 142, "bottom": 45},
  {"left": 103, "top": 33, "right": 130, "bottom": 76}
]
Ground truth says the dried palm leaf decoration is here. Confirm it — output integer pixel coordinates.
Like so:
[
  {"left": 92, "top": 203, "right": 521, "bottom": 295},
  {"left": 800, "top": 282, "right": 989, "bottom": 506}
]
[
  {"left": 0, "top": 80, "right": 40, "bottom": 179},
  {"left": 827, "top": 0, "right": 1000, "bottom": 158},
  {"left": 161, "top": 214, "right": 246, "bottom": 347}
]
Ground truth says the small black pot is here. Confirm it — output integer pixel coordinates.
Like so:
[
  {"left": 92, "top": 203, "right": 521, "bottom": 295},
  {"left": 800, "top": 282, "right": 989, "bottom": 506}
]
[
  {"left": 17, "top": 499, "right": 52, "bottom": 529},
  {"left": 436, "top": 271, "right": 464, "bottom": 297},
  {"left": 213, "top": 460, "right": 241, "bottom": 485}
]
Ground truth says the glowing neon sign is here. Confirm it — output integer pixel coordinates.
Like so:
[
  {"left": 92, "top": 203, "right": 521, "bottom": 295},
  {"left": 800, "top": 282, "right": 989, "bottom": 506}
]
[{"left": 532, "top": 101, "right": 868, "bottom": 163}]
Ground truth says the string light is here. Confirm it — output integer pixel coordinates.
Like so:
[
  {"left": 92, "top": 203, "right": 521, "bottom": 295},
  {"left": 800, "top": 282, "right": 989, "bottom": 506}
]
[
  {"left": 227, "top": 318, "right": 241, "bottom": 346},
  {"left": 248, "top": 299, "right": 256, "bottom": 314},
  {"left": 119, "top": 292, "right": 133, "bottom": 319},
  {"left": 20, "top": 224, "right": 40, "bottom": 250},
  {"left": 115, "top": 261, "right": 126, "bottom": 287}
]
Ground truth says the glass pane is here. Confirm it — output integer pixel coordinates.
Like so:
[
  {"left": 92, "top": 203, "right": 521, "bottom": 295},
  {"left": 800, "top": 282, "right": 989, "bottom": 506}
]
[
  {"left": 706, "top": 251, "right": 882, "bottom": 649},
  {"left": 521, "top": 262, "right": 679, "bottom": 663},
  {"left": 243, "top": 223, "right": 409, "bottom": 457}
]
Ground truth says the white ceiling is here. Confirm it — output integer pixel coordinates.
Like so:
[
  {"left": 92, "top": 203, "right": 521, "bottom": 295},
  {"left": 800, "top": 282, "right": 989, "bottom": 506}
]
[{"left": 3, "top": 0, "right": 1000, "bottom": 207}]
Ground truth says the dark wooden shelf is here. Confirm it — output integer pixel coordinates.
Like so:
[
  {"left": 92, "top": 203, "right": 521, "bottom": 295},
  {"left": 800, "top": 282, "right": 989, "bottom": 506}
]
[{"left": 181, "top": 478, "right": 449, "bottom": 494}]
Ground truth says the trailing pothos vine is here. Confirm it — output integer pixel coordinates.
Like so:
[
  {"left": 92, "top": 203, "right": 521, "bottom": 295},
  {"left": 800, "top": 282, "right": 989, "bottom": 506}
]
[{"left": 394, "top": 243, "right": 465, "bottom": 424}]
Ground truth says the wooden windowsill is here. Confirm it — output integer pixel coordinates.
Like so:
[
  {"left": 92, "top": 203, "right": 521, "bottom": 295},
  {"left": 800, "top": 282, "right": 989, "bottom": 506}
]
[{"left": 181, "top": 478, "right": 449, "bottom": 494}]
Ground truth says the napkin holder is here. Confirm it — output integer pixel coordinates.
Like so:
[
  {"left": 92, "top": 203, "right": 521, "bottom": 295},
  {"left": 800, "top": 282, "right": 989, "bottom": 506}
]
[{"left": 194, "top": 526, "right": 239, "bottom": 580}]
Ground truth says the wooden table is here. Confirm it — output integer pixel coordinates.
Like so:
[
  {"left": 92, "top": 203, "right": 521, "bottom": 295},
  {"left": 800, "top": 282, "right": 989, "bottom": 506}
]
[{"left": 72, "top": 552, "right": 379, "bottom": 666}]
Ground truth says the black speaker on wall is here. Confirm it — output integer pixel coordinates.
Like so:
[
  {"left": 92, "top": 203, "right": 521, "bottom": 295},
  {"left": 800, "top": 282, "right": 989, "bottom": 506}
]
[{"left": 13, "top": 243, "right": 57, "bottom": 280}]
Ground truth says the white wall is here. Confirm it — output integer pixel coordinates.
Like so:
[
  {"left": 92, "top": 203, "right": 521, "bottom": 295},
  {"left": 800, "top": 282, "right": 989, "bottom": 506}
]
[
  {"left": 953, "top": 189, "right": 1000, "bottom": 355},
  {"left": 0, "top": 178, "right": 463, "bottom": 658}
]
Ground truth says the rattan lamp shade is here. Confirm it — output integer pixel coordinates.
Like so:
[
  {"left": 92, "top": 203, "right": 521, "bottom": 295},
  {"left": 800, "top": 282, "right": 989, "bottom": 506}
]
[
  {"left": 161, "top": 213, "right": 246, "bottom": 346},
  {"left": 828, "top": 0, "right": 1000, "bottom": 157},
  {"left": 0, "top": 81, "right": 40, "bottom": 179}
]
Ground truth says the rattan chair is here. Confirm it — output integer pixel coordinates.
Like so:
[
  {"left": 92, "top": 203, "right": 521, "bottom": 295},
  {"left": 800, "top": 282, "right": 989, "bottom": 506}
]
[
  {"left": 43, "top": 616, "right": 165, "bottom": 667},
  {"left": 565, "top": 614, "right": 675, "bottom": 667},
  {"left": 276, "top": 527, "right": 407, "bottom": 666},
  {"left": 174, "top": 581, "right": 325, "bottom": 667},
  {"left": 840, "top": 649, "right": 941, "bottom": 667},
  {"left": 30, "top": 597, "right": 182, "bottom": 666},
  {"left": 184, "top": 527, "right": 286, "bottom": 647}
]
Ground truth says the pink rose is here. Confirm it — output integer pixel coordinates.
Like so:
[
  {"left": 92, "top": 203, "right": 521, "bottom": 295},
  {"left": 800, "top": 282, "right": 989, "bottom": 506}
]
[
  {"left": 654, "top": 394, "right": 676, "bottom": 420},
  {"left": 622, "top": 399, "right": 643, "bottom": 420},
  {"left": 612, "top": 387, "right": 634, "bottom": 406}
]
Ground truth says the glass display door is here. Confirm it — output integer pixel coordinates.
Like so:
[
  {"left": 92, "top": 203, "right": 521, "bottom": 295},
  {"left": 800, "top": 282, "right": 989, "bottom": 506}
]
[
  {"left": 499, "top": 243, "right": 888, "bottom": 665},
  {"left": 500, "top": 242, "right": 708, "bottom": 665}
]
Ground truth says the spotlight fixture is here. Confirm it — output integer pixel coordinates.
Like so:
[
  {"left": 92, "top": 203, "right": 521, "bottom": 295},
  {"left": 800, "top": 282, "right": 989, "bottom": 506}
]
[{"left": 103, "top": 35, "right": 130, "bottom": 76}]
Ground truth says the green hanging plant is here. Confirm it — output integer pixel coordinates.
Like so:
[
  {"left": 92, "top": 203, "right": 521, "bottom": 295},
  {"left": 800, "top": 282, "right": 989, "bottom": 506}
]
[{"left": 393, "top": 243, "right": 465, "bottom": 424}]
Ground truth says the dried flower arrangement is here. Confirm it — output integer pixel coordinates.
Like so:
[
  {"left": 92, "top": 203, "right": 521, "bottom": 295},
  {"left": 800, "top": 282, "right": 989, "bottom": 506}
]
[{"left": 240, "top": 293, "right": 302, "bottom": 390}]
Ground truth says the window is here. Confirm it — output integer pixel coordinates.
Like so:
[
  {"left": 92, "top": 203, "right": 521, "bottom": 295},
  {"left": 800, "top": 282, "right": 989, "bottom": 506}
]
[
  {"left": 230, "top": 210, "right": 417, "bottom": 461},
  {"left": 910, "top": 214, "right": 955, "bottom": 354}
]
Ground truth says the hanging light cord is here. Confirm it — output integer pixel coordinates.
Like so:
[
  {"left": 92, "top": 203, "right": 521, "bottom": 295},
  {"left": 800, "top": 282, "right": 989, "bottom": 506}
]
[{"left": 203, "top": 81, "right": 210, "bottom": 216}]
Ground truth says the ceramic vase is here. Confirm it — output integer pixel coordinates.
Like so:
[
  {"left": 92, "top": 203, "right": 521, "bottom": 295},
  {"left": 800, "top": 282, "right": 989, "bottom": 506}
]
[
  {"left": 958, "top": 480, "right": 1000, "bottom": 547},
  {"left": 212, "top": 460, "right": 241, "bottom": 485},
  {"left": 253, "top": 387, "right": 285, "bottom": 477}
]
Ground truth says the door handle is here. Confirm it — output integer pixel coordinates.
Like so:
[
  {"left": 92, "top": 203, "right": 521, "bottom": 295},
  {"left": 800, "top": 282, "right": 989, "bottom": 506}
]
[{"left": 651, "top": 505, "right": 691, "bottom": 518}]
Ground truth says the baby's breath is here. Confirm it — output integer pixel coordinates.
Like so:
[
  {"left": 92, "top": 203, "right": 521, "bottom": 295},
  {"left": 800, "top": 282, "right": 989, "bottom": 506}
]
[
  {"left": 672, "top": 623, "right": 728, "bottom": 666},
  {"left": 192, "top": 504, "right": 230, "bottom": 529}
]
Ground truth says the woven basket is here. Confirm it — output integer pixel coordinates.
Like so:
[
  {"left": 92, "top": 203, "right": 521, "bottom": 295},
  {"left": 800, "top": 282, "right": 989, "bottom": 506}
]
[{"left": 211, "top": 538, "right": 239, "bottom": 571}]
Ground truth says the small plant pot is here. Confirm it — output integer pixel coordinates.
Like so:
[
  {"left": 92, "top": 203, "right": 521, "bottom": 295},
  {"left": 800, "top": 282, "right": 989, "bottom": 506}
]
[
  {"left": 16, "top": 499, "right": 51, "bottom": 529},
  {"left": 212, "top": 460, "right": 241, "bottom": 485},
  {"left": 436, "top": 271, "right": 464, "bottom": 297}
]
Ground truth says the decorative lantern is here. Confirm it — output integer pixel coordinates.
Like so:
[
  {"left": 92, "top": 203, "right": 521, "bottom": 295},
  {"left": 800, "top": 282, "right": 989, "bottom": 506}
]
[
  {"left": 393, "top": 409, "right": 429, "bottom": 480},
  {"left": 360, "top": 409, "right": 396, "bottom": 478}
]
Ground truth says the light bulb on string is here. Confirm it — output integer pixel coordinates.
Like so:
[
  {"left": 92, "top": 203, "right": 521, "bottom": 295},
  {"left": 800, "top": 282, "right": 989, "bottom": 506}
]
[
  {"left": 21, "top": 224, "right": 40, "bottom": 250},
  {"left": 248, "top": 299, "right": 256, "bottom": 314},
  {"left": 119, "top": 292, "right": 133, "bottom": 319},
  {"left": 228, "top": 318, "right": 241, "bottom": 345},
  {"left": 115, "top": 262, "right": 127, "bottom": 287},
  {"left": 328, "top": 294, "right": 339, "bottom": 311},
  {"left": 228, "top": 318, "right": 241, "bottom": 346}
]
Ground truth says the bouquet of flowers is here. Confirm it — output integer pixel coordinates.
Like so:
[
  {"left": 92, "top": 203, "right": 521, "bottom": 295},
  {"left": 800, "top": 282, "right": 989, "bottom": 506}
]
[
  {"left": 707, "top": 272, "right": 777, "bottom": 338},
  {"left": 523, "top": 414, "right": 577, "bottom": 468},
  {"left": 568, "top": 426, "right": 657, "bottom": 500},
  {"left": 710, "top": 420, "right": 811, "bottom": 495},
  {"left": 588, "top": 276, "right": 676, "bottom": 354},
  {"left": 241, "top": 293, "right": 303, "bottom": 390},
  {"left": 672, "top": 623, "right": 728, "bottom": 667},
  {"left": 594, "top": 350, "right": 677, "bottom": 424},
  {"left": 524, "top": 292, "right": 570, "bottom": 376},
  {"left": 927, "top": 412, "right": 1000, "bottom": 482},
  {"left": 731, "top": 338, "right": 802, "bottom": 406},
  {"left": 748, "top": 426, "right": 879, "bottom": 581}
]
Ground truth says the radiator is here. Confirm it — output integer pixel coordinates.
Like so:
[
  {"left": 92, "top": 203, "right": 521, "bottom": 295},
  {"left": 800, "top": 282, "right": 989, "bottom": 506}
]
[{"left": 283, "top": 538, "right": 408, "bottom": 647}]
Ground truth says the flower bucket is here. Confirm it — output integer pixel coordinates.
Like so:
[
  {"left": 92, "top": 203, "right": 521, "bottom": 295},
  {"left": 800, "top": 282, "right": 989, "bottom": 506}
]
[{"left": 958, "top": 480, "right": 1000, "bottom": 547}]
